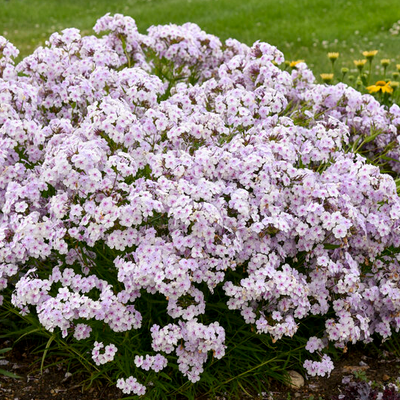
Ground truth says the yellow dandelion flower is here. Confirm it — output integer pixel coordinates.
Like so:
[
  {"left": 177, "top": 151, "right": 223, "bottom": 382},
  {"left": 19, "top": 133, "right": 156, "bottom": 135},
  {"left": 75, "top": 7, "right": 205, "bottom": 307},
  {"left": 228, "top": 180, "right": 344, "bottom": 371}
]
[
  {"left": 381, "top": 59, "right": 391, "bottom": 67},
  {"left": 362, "top": 50, "right": 378, "bottom": 60},
  {"left": 366, "top": 80, "right": 393, "bottom": 94},
  {"left": 397, "top": 64, "right": 400, "bottom": 72},
  {"left": 354, "top": 59, "right": 367, "bottom": 67},
  {"left": 320, "top": 73, "right": 334, "bottom": 83},
  {"left": 353, "top": 59, "right": 367, "bottom": 72},
  {"left": 289, "top": 60, "right": 304, "bottom": 68},
  {"left": 390, "top": 81, "right": 399, "bottom": 90},
  {"left": 328, "top": 52, "right": 339, "bottom": 60}
]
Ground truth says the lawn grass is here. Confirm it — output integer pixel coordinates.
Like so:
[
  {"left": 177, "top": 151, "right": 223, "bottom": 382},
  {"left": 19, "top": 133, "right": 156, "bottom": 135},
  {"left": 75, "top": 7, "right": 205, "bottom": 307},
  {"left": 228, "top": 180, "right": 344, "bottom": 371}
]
[{"left": 2, "top": 0, "right": 400, "bottom": 82}]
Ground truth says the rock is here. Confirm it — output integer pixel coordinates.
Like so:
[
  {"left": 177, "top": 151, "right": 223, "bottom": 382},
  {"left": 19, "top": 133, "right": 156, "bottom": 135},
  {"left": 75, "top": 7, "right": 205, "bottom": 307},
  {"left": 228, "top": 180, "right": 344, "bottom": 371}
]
[
  {"left": 359, "top": 360, "right": 368, "bottom": 366},
  {"left": 61, "top": 371, "right": 72, "bottom": 382},
  {"left": 286, "top": 370, "right": 305, "bottom": 389}
]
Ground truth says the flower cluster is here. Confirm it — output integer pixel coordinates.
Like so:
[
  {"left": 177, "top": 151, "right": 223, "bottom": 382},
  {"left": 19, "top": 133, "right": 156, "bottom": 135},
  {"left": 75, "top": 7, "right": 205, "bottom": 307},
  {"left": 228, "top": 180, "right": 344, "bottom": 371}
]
[
  {"left": 1, "top": 13, "right": 400, "bottom": 393},
  {"left": 134, "top": 353, "right": 168, "bottom": 372},
  {"left": 303, "top": 354, "right": 334, "bottom": 377},
  {"left": 296, "top": 80, "right": 400, "bottom": 174},
  {"left": 151, "top": 319, "right": 225, "bottom": 382},
  {"left": 92, "top": 341, "right": 118, "bottom": 366},
  {"left": 116, "top": 376, "right": 147, "bottom": 396}
]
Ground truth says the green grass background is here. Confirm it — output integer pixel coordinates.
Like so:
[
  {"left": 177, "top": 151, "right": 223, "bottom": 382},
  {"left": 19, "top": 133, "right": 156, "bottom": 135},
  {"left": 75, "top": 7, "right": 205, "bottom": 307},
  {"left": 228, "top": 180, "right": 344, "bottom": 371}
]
[{"left": 2, "top": 0, "right": 400, "bottom": 80}]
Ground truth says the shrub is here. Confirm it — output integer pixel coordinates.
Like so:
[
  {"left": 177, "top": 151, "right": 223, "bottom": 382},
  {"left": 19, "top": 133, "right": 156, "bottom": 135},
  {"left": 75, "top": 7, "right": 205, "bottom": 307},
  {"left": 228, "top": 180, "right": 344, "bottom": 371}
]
[{"left": 1, "top": 13, "right": 400, "bottom": 397}]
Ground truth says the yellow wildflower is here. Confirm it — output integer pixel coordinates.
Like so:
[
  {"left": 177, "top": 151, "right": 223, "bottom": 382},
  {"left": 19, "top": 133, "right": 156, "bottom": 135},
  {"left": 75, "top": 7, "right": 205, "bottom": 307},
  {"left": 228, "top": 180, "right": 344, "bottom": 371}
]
[
  {"left": 328, "top": 52, "right": 339, "bottom": 60},
  {"left": 320, "top": 73, "right": 334, "bottom": 83},
  {"left": 366, "top": 80, "right": 393, "bottom": 94},
  {"left": 362, "top": 50, "right": 378, "bottom": 60},
  {"left": 381, "top": 59, "right": 391, "bottom": 67},
  {"left": 397, "top": 64, "right": 400, "bottom": 72},
  {"left": 289, "top": 60, "right": 304, "bottom": 68},
  {"left": 353, "top": 59, "right": 367, "bottom": 72}
]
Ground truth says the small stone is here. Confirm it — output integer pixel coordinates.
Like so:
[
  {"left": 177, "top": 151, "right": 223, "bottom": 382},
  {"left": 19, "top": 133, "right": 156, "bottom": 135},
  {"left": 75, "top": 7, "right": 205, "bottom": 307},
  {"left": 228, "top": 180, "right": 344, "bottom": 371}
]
[
  {"left": 359, "top": 360, "right": 368, "bottom": 366},
  {"left": 61, "top": 372, "right": 72, "bottom": 382},
  {"left": 294, "top": 393, "right": 301, "bottom": 398},
  {"left": 342, "top": 375, "right": 353, "bottom": 384},
  {"left": 286, "top": 370, "right": 305, "bottom": 389},
  {"left": 383, "top": 374, "right": 390, "bottom": 381}
]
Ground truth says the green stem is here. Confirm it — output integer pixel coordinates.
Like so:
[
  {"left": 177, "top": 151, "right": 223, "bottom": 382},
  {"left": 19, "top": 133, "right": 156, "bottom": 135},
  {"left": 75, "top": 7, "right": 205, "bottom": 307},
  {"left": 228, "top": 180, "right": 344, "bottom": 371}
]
[{"left": 368, "top": 60, "right": 372, "bottom": 85}]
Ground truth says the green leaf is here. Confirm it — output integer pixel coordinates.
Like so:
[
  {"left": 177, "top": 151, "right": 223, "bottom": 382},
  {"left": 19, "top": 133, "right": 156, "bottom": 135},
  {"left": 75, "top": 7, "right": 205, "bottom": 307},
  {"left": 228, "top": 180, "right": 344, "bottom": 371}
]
[
  {"left": 0, "top": 368, "right": 21, "bottom": 379},
  {"left": 41, "top": 333, "right": 56, "bottom": 374},
  {"left": 324, "top": 243, "right": 341, "bottom": 249},
  {"left": 380, "top": 155, "right": 400, "bottom": 163},
  {"left": 159, "top": 371, "right": 172, "bottom": 381},
  {"left": 0, "top": 327, "right": 43, "bottom": 341},
  {"left": 363, "top": 130, "right": 381, "bottom": 143},
  {"left": 0, "top": 347, "right": 12, "bottom": 355}
]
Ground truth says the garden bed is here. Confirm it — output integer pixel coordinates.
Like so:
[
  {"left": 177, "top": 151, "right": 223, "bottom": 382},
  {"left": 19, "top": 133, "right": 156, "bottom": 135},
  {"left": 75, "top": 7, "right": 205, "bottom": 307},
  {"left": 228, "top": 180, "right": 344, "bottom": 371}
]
[{"left": 1, "top": 337, "right": 400, "bottom": 399}]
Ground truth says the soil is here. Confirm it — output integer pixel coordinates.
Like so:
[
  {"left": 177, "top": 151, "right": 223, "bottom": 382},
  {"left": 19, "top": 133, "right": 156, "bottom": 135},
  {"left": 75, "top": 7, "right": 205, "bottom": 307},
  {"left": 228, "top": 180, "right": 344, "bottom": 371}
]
[{"left": 0, "top": 338, "right": 399, "bottom": 400}]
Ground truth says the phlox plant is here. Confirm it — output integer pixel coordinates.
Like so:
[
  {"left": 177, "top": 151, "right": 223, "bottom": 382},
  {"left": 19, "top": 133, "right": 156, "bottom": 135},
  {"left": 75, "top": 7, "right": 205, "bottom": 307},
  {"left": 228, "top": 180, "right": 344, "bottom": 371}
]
[{"left": 2, "top": 13, "right": 400, "bottom": 398}]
